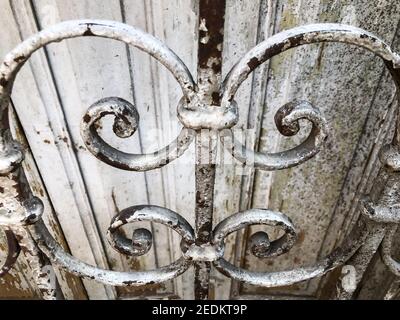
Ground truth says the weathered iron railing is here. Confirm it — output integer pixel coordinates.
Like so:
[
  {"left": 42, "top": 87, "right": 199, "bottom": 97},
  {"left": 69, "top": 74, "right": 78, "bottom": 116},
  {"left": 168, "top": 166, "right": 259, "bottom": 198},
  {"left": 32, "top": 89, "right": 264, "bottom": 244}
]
[{"left": 1, "top": 1, "right": 400, "bottom": 300}]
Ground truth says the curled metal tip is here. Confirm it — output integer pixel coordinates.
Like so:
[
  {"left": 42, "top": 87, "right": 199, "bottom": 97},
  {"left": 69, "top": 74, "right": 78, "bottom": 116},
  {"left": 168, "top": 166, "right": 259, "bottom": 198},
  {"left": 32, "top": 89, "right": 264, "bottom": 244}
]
[
  {"left": 107, "top": 205, "right": 195, "bottom": 258},
  {"left": 249, "top": 231, "right": 271, "bottom": 258},
  {"left": 108, "top": 97, "right": 140, "bottom": 138},
  {"left": 131, "top": 228, "right": 153, "bottom": 256},
  {"left": 274, "top": 101, "right": 303, "bottom": 136},
  {"left": 84, "top": 96, "right": 139, "bottom": 139},
  {"left": 81, "top": 96, "right": 195, "bottom": 171}
]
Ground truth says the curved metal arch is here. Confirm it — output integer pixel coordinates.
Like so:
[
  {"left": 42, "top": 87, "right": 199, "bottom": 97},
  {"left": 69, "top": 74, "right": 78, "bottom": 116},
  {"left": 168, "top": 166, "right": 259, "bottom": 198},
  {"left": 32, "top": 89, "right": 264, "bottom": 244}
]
[
  {"left": 0, "top": 19, "right": 197, "bottom": 172},
  {"left": 222, "top": 23, "right": 400, "bottom": 102},
  {"left": 0, "top": 19, "right": 196, "bottom": 100},
  {"left": 220, "top": 23, "right": 400, "bottom": 171}
]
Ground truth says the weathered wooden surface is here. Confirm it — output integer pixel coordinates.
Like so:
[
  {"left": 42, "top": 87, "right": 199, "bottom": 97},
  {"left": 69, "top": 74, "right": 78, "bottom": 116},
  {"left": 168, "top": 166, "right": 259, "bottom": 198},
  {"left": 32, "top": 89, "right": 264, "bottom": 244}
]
[{"left": 0, "top": 0, "right": 400, "bottom": 299}]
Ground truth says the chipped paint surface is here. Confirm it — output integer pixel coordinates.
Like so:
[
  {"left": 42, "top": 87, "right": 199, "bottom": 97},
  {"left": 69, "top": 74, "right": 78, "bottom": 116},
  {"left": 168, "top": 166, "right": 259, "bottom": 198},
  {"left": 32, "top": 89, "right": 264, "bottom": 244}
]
[
  {"left": 30, "top": 219, "right": 192, "bottom": 287},
  {"left": 0, "top": 229, "right": 20, "bottom": 277},
  {"left": 193, "top": 0, "right": 226, "bottom": 300},
  {"left": 0, "top": 131, "right": 23, "bottom": 175},
  {"left": 1, "top": 5, "right": 400, "bottom": 300},
  {"left": 107, "top": 205, "right": 195, "bottom": 257},
  {"left": 361, "top": 145, "right": 400, "bottom": 278},
  {"left": 0, "top": 163, "right": 44, "bottom": 227},
  {"left": 13, "top": 226, "right": 56, "bottom": 300},
  {"left": 177, "top": 97, "right": 238, "bottom": 130}
]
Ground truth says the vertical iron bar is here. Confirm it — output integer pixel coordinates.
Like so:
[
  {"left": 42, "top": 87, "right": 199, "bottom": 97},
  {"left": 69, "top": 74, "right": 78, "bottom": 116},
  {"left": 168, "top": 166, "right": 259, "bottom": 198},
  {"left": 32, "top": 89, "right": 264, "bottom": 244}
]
[
  {"left": 194, "top": 0, "right": 226, "bottom": 300},
  {"left": 0, "top": 90, "right": 58, "bottom": 299}
]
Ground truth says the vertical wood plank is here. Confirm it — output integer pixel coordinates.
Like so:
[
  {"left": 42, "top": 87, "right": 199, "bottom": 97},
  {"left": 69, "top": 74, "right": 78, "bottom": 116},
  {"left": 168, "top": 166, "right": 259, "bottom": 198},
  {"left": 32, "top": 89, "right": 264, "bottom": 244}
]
[{"left": 212, "top": 0, "right": 265, "bottom": 299}]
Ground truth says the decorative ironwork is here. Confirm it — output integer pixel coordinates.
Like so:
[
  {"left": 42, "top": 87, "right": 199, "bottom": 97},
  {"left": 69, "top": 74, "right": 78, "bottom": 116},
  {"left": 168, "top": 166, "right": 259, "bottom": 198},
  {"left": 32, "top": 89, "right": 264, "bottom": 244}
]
[
  {"left": 81, "top": 96, "right": 195, "bottom": 171},
  {"left": 1, "top": 6, "right": 400, "bottom": 300}
]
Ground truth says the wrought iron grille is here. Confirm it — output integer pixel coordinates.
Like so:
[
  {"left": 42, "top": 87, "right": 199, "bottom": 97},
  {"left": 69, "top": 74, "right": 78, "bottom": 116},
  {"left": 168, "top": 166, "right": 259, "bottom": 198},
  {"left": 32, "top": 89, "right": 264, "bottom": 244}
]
[{"left": 0, "top": 1, "right": 400, "bottom": 300}]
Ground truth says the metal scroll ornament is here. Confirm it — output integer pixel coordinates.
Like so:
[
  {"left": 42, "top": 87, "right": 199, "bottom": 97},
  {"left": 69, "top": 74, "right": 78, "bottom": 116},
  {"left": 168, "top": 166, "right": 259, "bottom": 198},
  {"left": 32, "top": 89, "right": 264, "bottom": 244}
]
[{"left": 1, "top": 20, "right": 400, "bottom": 295}]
